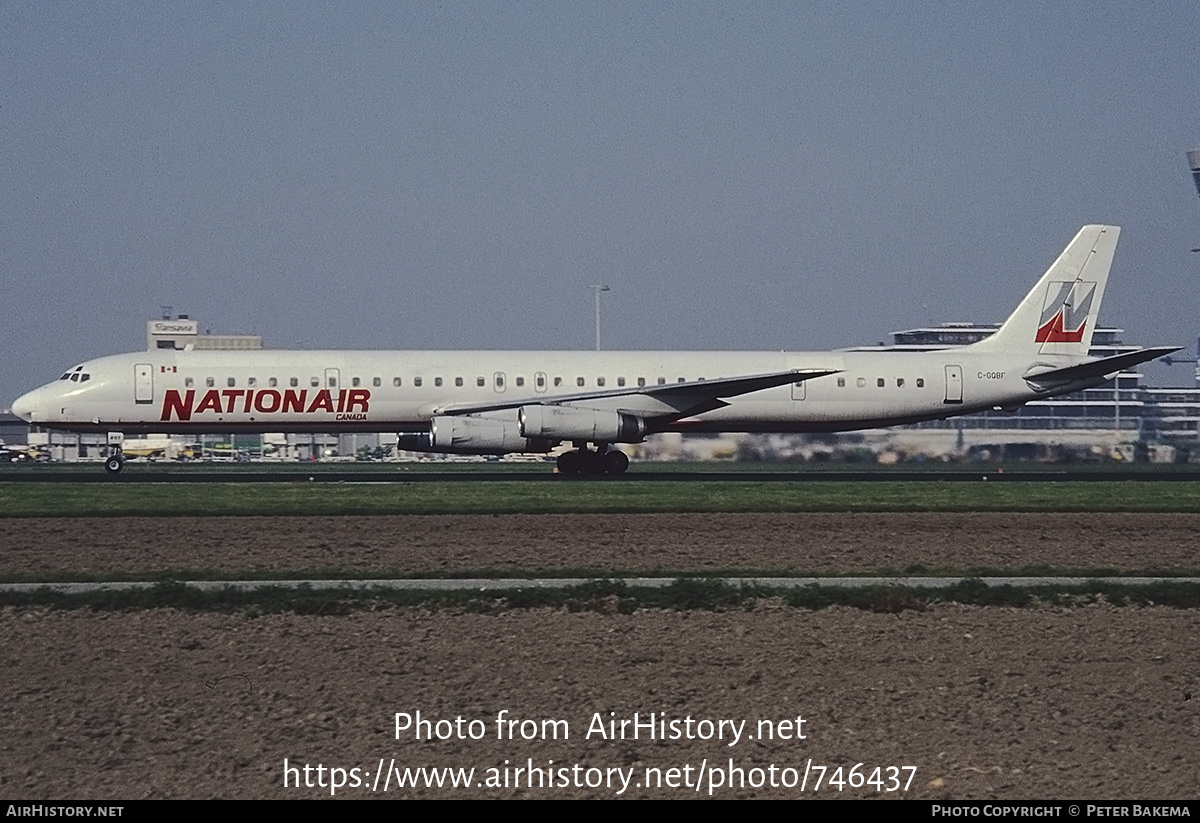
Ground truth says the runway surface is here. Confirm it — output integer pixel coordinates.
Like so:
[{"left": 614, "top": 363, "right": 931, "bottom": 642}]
[{"left": 4, "top": 468, "right": 1200, "bottom": 482}]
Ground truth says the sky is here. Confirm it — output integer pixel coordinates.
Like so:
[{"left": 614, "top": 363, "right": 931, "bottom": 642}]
[{"left": 3, "top": 1, "right": 1199, "bottom": 400}]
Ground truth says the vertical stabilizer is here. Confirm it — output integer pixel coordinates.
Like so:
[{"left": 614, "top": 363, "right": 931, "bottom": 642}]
[{"left": 968, "top": 225, "right": 1119, "bottom": 357}]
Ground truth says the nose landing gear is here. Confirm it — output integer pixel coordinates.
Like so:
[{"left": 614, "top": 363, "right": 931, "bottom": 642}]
[{"left": 104, "top": 431, "right": 125, "bottom": 475}]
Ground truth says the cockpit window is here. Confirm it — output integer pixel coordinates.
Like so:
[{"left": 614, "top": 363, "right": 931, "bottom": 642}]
[{"left": 55, "top": 367, "right": 96, "bottom": 384}]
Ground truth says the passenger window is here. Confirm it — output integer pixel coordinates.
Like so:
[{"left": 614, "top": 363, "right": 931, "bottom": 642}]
[
  {"left": 657, "top": 377, "right": 666, "bottom": 385},
  {"left": 876, "top": 378, "right": 885, "bottom": 388},
  {"left": 290, "top": 377, "right": 299, "bottom": 387},
  {"left": 269, "top": 377, "right": 278, "bottom": 387},
  {"left": 677, "top": 377, "right": 685, "bottom": 383},
  {"left": 185, "top": 377, "right": 194, "bottom": 387},
  {"left": 373, "top": 377, "right": 381, "bottom": 387},
  {"left": 837, "top": 377, "right": 846, "bottom": 387},
  {"left": 897, "top": 378, "right": 905, "bottom": 388},
  {"left": 536, "top": 375, "right": 545, "bottom": 388},
  {"left": 856, "top": 378, "right": 866, "bottom": 388},
  {"left": 206, "top": 377, "right": 215, "bottom": 388},
  {"left": 617, "top": 377, "right": 626, "bottom": 387},
  {"left": 597, "top": 377, "right": 605, "bottom": 387},
  {"left": 577, "top": 377, "right": 585, "bottom": 387},
  {"left": 310, "top": 377, "right": 320, "bottom": 387},
  {"left": 554, "top": 377, "right": 563, "bottom": 387},
  {"left": 455, "top": 377, "right": 464, "bottom": 387},
  {"left": 477, "top": 376, "right": 486, "bottom": 387},
  {"left": 916, "top": 378, "right": 925, "bottom": 388},
  {"left": 434, "top": 377, "right": 443, "bottom": 387},
  {"left": 414, "top": 377, "right": 423, "bottom": 387},
  {"left": 393, "top": 377, "right": 402, "bottom": 387},
  {"left": 638, "top": 377, "right": 646, "bottom": 387},
  {"left": 248, "top": 377, "right": 257, "bottom": 387},
  {"left": 352, "top": 377, "right": 361, "bottom": 387},
  {"left": 516, "top": 376, "right": 525, "bottom": 387}
]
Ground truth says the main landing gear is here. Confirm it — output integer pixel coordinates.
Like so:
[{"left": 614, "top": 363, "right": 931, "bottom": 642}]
[{"left": 555, "top": 447, "right": 630, "bottom": 476}]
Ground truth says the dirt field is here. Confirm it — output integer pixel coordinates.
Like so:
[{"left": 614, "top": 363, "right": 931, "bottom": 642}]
[
  {"left": 2, "top": 513, "right": 1199, "bottom": 800},
  {"left": 2, "top": 512, "right": 1198, "bottom": 575}
]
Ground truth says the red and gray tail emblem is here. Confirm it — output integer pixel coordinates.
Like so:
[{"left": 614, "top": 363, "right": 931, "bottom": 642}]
[{"left": 1036, "top": 281, "right": 1096, "bottom": 343}]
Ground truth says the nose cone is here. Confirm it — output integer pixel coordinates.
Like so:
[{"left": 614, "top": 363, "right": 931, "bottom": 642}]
[{"left": 11, "top": 388, "right": 38, "bottom": 422}]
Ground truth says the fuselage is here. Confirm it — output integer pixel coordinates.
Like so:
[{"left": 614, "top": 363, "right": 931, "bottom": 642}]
[
  {"left": 8, "top": 225, "right": 1165, "bottom": 476},
  {"left": 10, "top": 346, "right": 1081, "bottom": 436}
]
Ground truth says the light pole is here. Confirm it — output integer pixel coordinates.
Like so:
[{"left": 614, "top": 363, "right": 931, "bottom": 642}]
[{"left": 590, "top": 285, "right": 610, "bottom": 351}]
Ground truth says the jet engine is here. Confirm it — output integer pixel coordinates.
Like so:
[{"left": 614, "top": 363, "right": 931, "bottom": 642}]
[
  {"left": 398, "top": 415, "right": 553, "bottom": 455},
  {"left": 518, "top": 405, "right": 646, "bottom": 442}
]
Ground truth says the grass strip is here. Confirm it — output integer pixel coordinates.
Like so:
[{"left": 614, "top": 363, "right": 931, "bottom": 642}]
[
  {"left": 4, "top": 578, "right": 1198, "bottom": 614},
  {"left": 4, "top": 480, "right": 1200, "bottom": 516},
  {"left": 3, "top": 564, "right": 1200, "bottom": 585}
]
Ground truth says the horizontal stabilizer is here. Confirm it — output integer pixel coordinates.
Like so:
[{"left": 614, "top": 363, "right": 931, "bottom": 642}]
[{"left": 1023, "top": 347, "right": 1180, "bottom": 390}]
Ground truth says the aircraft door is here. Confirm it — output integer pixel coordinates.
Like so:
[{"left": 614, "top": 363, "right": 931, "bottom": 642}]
[
  {"left": 944, "top": 365, "right": 963, "bottom": 404},
  {"left": 535, "top": 371, "right": 548, "bottom": 394},
  {"left": 134, "top": 363, "right": 153, "bottom": 404},
  {"left": 494, "top": 372, "right": 506, "bottom": 393},
  {"left": 325, "top": 368, "right": 340, "bottom": 392},
  {"left": 791, "top": 378, "right": 805, "bottom": 401}
]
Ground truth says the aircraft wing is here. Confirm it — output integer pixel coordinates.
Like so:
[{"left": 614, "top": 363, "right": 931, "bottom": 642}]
[
  {"left": 429, "top": 368, "right": 840, "bottom": 420},
  {"left": 1023, "top": 347, "right": 1180, "bottom": 390}
]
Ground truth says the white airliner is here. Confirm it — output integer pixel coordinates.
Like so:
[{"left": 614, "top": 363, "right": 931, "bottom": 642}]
[{"left": 10, "top": 225, "right": 1177, "bottom": 475}]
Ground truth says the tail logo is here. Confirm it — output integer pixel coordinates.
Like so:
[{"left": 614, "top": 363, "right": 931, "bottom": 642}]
[{"left": 1036, "top": 281, "right": 1096, "bottom": 344}]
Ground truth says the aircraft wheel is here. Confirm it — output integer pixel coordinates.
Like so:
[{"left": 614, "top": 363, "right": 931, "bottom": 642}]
[
  {"left": 582, "top": 450, "right": 607, "bottom": 475},
  {"left": 104, "top": 456, "right": 125, "bottom": 475},
  {"left": 556, "top": 450, "right": 580, "bottom": 475},
  {"left": 603, "top": 450, "right": 630, "bottom": 475}
]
